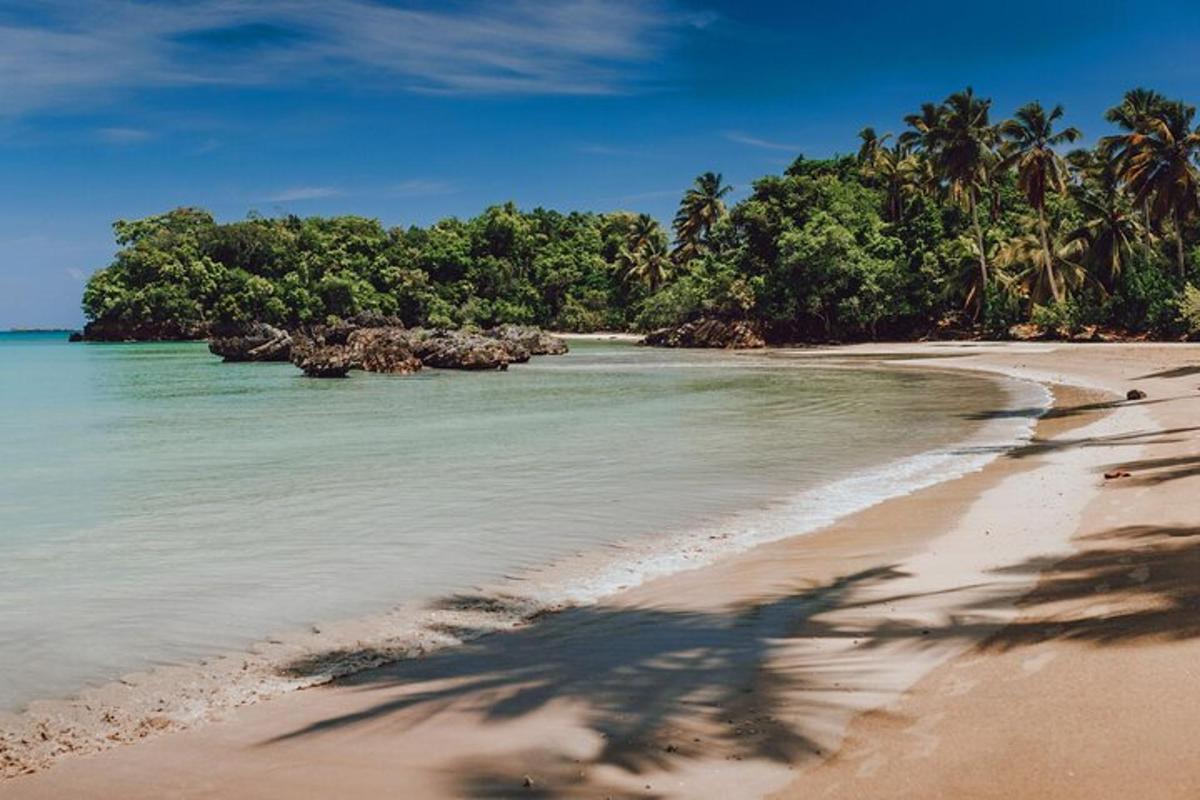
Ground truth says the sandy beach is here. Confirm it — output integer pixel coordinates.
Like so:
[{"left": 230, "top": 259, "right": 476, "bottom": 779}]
[{"left": 5, "top": 341, "right": 1199, "bottom": 799}]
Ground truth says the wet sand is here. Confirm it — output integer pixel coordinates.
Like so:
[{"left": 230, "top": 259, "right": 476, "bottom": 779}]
[{"left": 5, "top": 342, "right": 1199, "bottom": 798}]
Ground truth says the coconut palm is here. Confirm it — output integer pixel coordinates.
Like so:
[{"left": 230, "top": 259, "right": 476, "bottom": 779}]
[
  {"left": 997, "top": 222, "right": 1097, "bottom": 308},
  {"left": 998, "top": 102, "right": 1082, "bottom": 302},
  {"left": 618, "top": 235, "right": 671, "bottom": 293},
  {"left": 928, "top": 88, "right": 998, "bottom": 316},
  {"left": 857, "top": 127, "right": 889, "bottom": 165},
  {"left": 899, "top": 102, "right": 945, "bottom": 152},
  {"left": 625, "top": 213, "right": 664, "bottom": 254},
  {"left": 1064, "top": 188, "right": 1144, "bottom": 289},
  {"left": 672, "top": 172, "right": 732, "bottom": 264},
  {"left": 861, "top": 139, "right": 921, "bottom": 223},
  {"left": 1117, "top": 100, "right": 1200, "bottom": 276}
]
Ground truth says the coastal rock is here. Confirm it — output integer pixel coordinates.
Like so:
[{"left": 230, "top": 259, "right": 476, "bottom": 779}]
[
  {"left": 290, "top": 342, "right": 355, "bottom": 378},
  {"left": 408, "top": 329, "right": 516, "bottom": 370},
  {"left": 346, "top": 328, "right": 422, "bottom": 375},
  {"left": 67, "top": 331, "right": 83, "bottom": 342},
  {"left": 484, "top": 325, "right": 569, "bottom": 356},
  {"left": 643, "top": 318, "right": 766, "bottom": 349},
  {"left": 1126, "top": 389, "right": 1147, "bottom": 401},
  {"left": 208, "top": 323, "right": 293, "bottom": 362}
]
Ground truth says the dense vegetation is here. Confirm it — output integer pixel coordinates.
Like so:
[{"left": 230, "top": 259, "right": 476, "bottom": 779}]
[{"left": 83, "top": 87, "right": 1200, "bottom": 341}]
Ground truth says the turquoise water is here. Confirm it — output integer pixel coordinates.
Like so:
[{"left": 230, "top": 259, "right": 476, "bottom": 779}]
[{"left": 0, "top": 332, "right": 1041, "bottom": 711}]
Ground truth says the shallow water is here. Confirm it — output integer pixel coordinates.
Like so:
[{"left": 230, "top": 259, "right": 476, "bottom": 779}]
[{"left": 0, "top": 332, "right": 1044, "bottom": 711}]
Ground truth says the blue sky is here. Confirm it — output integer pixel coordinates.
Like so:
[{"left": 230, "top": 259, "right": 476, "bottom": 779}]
[{"left": 2, "top": 0, "right": 1198, "bottom": 328}]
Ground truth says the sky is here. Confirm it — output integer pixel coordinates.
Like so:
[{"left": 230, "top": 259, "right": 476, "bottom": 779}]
[{"left": 1, "top": 0, "right": 1198, "bottom": 328}]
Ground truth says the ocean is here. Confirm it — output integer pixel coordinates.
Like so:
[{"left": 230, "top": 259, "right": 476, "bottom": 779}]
[{"left": 0, "top": 332, "right": 1046, "bottom": 712}]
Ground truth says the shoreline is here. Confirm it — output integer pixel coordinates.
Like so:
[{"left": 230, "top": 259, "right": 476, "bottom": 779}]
[
  {"left": 0, "top": 355, "right": 1041, "bottom": 779},
  {"left": 5, "top": 342, "right": 1198, "bottom": 798}
]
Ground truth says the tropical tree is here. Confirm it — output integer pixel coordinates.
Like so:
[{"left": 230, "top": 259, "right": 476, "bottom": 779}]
[
  {"left": 618, "top": 235, "right": 672, "bottom": 293},
  {"left": 928, "top": 88, "right": 998, "bottom": 316},
  {"left": 857, "top": 127, "right": 889, "bottom": 165},
  {"left": 1064, "top": 162, "right": 1144, "bottom": 290},
  {"left": 1117, "top": 100, "right": 1200, "bottom": 276},
  {"left": 673, "top": 172, "right": 732, "bottom": 263},
  {"left": 997, "top": 223, "right": 1096, "bottom": 307},
  {"left": 860, "top": 138, "right": 920, "bottom": 223},
  {"left": 998, "top": 102, "right": 1082, "bottom": 301}
]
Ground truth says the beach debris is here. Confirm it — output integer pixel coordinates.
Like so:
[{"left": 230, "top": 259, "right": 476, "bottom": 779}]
[
  {"left": 1104, "top": 470, "right": 1132, "bottom": 480},
  {"left": 522, "top": 774, "right": 535, "bottom": 788},
  {"left": 1126, "top": 389, "right": 1147, "bottom": 400}
]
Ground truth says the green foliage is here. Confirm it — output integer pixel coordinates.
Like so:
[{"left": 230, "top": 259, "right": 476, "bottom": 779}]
[
  {"left": 80, "top": 88, "right": 1200, "bottom": 343},
  {"left": 1176, "top": 284, "right": 1200, "bottom": 337}
]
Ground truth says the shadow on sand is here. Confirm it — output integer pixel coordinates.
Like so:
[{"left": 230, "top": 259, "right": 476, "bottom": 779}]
[{"left": 264, "top": 522, "right": 1200, "bottom": 797}]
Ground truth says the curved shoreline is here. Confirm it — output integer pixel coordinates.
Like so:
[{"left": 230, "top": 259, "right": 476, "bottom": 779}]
[{"left": 0, "top": 357, "right": 1045, "bottom": 781}]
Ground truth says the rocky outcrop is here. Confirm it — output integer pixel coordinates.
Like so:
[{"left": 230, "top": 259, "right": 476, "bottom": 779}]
[
  {"left": 643, "top": 318, "right": 766, "bottom": 349},
  {"left": 407, "top": 329, "right": 519, "bottom": 370},
  {"left": 346, "top": 328, "right": 422, "bottom": 374},
  {"left": 208, "top": 323, "right": 293, "bottom": 362},
  {"left": 283, "top": 321, "right": 566, "bottom": 377},
  {"left": 290, "top": 342, "right": 356, "bottom": 378},
  {"left": 484, "top": 325, "right": 569, "bottom": 356}
]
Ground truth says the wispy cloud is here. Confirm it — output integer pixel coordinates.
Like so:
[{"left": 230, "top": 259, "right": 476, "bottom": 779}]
[
  {"left": 389, "top": 179, "right": 457, "bottom": 198},
  {"left": 96, "top": 126, "right": 152, "bottom": 144},
  {"left": 0, "top": 0, "right": 703, "bottom": 116},
  {"left": 723, "top": 130, "right": 801, "bottom": 152},
  {"left": 262, "top": 186, "right": 343, "bottom": 202}
]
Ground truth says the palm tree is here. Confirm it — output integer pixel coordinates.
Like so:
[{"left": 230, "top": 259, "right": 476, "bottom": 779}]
[
  {"left": 672, "top": 172, "right": 732, "bottom": 263},
  {"left": 618, "top": 236, "right": 671, "bottom": 293},
  {"left": 899, "top": 102, "right": 945, "bottom": 152},
  {"left": 998, "top": 102, "right": 1082, "bottom": 302},
  {"left": 861, "top": 139, "right": 920, "bottom": 223},
  {"left": 1117, "top": 100, "right": 1200, "bottom": 276},
  {"left": 857, "top": 127, "right": 889, "bottom": 165},
  {"left": 1064, "top": 189, "right": 1144, "bottom": 290},
  {"left": 625, "top": 213, "right": 663, "bottom": 254},
  {"left": 1101, "top": 88, "right": 1169, "bottom": 240},
  {"left": 928, "top": 88, "right": 998, "bottom": 317},
  {"left": 997, "top": 224, "right": 1097, "bottom": 308}
]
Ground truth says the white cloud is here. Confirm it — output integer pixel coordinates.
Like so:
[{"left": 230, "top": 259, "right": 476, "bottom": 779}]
[
  {"left": 0, "top": 0, "right": 700, "bottom": 116},
  {"left": 723, "top": 130, "right": 801, "bottom": 152},
  {"left": 65, "top": 267, "right": 86, "bottom": 281},
  {"left": 262, "top": 186, "right": 343, "bottom": 202}
]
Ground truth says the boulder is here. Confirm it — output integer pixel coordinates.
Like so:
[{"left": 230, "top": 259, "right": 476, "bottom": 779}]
[
  {"left": 290, "top": 341, "right": 355, "bottom": 378},
  {"left": 346, "top": 328, "right": 422, "bottom": 375},
  {"left": 208, "top": 323, "right": 293, "bottom": 362},
  {"left": 643, "top": 318, "right": 766, "bottom": 349},
  {"left": 408, "top": 330, "right": 515, "bottom": 370},
  {"left": 484, "top": 325, "right": 569, "bottom": 356}
]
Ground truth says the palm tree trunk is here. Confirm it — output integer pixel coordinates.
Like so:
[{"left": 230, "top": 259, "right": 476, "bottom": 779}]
[
  {"left": 1038, "top": 205, "right": 1062, "bottom": 303},
  {"left": 970, "top": 191, "right": 988, "bottom": 319}
]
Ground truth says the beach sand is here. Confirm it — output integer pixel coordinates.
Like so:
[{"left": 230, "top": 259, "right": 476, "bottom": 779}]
[{"left": 4, "top": 342, "right": 1198, "bottom": 799}]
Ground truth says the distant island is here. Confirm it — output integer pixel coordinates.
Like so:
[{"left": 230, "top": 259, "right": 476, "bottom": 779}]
[{"left": 78, "top": 87, "right": 1200, "bottom": 347}]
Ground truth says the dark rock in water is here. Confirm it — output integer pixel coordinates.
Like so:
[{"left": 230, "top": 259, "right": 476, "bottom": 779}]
[
  {"left": 291, "top": 341, "right": 355, "bottom": 378},
  {"left": 643, "top": 318, "right": 766, "bottom": 349},
  {"left": 484, "top": 325, "right": 569, "bottom": 356},
  {"left": 67, "top": 331, "right": 83, "bottom": 342},
  {"left": 208, "top": 323, "right": 293, "bottom": 362},
  {"left": 1126, "top": 389, "right": 1147, "bottom": 401},
  {"left": 408, "top": 329, "right": 515, "bottom": 370},
  {"left": 80, "top": 318, "right": 207, "bottom": 342},
  {"left": 286, "top": 321, "right": 562, "bottom": 376},
  {"left": 346, "top": 328, "right": 422, "bottom": 374}
]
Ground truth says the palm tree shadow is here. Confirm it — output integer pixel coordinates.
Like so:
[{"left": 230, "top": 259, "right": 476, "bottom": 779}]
[{"left": 262, "top": 526, "right": 1200, "bottom": 797}]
